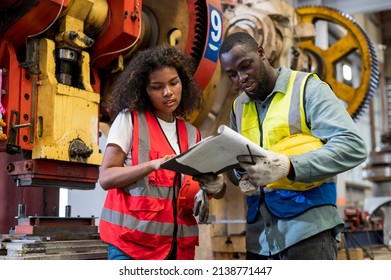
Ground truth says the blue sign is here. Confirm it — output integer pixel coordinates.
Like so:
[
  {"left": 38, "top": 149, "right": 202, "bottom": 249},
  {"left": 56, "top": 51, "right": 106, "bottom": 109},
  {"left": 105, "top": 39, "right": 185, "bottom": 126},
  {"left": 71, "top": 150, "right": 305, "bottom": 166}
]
[{"left": 204, "top": 4, "right": 223, "bottom": 63}]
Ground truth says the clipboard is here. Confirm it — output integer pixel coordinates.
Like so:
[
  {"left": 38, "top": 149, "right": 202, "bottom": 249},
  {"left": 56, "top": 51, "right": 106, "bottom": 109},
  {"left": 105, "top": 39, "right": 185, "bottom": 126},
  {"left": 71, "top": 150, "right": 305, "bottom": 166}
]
[{"left": 160, "top": 125, "right": 267, "bottom": 176}]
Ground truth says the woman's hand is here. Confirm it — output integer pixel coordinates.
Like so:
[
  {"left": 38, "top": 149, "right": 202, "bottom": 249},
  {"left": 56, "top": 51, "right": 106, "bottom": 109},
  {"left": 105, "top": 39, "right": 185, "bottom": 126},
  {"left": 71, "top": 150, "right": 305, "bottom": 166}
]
[{"left": 152, "top": 154, "right": 176, "bottom": 170}]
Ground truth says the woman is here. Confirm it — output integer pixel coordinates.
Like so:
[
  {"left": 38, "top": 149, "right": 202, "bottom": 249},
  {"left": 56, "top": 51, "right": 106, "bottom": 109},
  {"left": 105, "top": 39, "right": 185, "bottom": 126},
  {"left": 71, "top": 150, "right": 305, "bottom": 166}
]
[{"left": 99, "top": 45, "right": 225, "bottom": 260}]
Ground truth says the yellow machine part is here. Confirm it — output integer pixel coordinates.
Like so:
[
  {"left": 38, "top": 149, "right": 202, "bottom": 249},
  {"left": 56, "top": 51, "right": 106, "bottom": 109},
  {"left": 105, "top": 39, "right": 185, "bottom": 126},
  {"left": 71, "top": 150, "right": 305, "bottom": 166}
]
[
  {"left": 33, "top": 38, "right": 102, "bottom": 164},
  {"left": 267, "top": 133, "right": 326, "bottom": 191},
  {"left": 295, "top": 6, "right": 379, "bottom": 120}
]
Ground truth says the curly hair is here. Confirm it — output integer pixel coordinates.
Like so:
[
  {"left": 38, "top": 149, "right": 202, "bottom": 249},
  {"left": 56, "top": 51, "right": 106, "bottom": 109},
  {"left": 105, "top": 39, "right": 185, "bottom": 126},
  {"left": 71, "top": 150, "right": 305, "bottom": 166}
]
[{"left": 107, "top": 45, "right": 204, "bottom": 122}]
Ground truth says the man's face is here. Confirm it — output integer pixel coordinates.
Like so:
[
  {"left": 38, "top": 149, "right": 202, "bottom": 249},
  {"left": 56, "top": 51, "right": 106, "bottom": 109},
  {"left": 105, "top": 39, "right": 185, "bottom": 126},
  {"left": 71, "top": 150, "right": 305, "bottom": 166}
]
[{"left": 219, "top": 45, "right": 269, "bottom": 100}]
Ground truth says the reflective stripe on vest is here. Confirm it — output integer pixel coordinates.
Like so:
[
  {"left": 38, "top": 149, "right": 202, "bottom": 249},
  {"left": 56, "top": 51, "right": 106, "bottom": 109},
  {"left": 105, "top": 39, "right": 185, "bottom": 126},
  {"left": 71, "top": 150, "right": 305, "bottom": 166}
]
[
  {"left": 233, "top": 70, "right": 336, "bottom": 219},
  {"left": 100, "top": 110, "right": 200, "bottom": 259}
]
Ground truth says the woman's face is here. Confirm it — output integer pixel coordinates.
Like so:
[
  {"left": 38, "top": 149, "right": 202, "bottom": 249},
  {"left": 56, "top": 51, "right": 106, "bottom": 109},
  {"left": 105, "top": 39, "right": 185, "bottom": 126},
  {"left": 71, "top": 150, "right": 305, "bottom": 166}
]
[{"left": 146, "top": 67, "right": 182, "bottom": 122}]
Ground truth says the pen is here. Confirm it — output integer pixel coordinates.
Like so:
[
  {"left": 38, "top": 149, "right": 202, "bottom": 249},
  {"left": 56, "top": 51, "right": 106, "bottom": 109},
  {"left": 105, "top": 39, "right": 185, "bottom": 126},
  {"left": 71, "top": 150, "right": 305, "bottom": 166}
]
[{"left": 242, "top": 144, "right": 256, "bottom": 165}]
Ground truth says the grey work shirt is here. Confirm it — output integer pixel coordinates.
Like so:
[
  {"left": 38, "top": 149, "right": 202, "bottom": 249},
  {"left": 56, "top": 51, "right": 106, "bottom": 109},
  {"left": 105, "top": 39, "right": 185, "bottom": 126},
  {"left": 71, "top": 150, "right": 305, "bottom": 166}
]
[{"left": 230, "top": 66, "right": 368, "bottom": 256}]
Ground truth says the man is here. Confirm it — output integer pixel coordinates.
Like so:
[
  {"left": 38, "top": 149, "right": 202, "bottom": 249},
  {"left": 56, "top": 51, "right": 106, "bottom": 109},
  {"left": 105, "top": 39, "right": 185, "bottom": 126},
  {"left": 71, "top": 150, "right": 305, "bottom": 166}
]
[{"left": 219, "top": 32, "right": 367, "bottom": 260}]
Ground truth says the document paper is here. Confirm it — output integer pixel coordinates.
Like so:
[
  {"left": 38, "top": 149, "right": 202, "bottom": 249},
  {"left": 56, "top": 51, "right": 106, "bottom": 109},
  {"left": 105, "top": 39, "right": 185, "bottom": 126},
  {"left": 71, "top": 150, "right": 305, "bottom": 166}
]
[{"left": 160, "top": 125, "right": 267, "bottom": 176}]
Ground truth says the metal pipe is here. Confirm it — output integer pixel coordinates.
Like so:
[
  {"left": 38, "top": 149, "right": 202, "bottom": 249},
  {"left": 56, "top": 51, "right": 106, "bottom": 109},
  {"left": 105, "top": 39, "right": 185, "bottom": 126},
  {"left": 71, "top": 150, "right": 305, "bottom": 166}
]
[
  {"left": 65, "top": 205, "right": 71, "bottom": 217},
  {"left": 17, "top": 203, "right": 26, "bottom": 218}
]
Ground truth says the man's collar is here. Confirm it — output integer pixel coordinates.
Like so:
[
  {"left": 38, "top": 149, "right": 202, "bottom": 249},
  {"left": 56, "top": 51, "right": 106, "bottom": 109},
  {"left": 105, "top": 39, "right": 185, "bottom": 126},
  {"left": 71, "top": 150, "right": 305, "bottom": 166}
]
[{"left": 273, "top": 66, "right": 291, "bottom": 95}]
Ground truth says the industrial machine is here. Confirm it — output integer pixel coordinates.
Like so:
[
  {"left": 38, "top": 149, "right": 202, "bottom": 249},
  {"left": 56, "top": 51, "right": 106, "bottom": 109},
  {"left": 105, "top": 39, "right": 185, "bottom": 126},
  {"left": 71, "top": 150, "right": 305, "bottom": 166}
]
[{"left": 0, "top": 0, "right": 384, "bottom": 259}]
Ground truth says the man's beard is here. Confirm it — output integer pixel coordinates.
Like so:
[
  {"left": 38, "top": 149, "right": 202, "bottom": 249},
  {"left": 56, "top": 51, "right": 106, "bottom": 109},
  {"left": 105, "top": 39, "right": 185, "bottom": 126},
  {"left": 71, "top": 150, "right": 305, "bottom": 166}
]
[{"left": 247, "top": 76, "right": 268, "bottom": 101}]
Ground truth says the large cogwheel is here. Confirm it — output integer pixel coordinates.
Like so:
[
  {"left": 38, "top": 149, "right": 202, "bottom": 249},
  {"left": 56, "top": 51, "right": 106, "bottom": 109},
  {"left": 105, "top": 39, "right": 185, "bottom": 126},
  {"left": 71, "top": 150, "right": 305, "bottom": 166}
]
[{"left": 295, "top": 6, "right": 379, "bottom": 120}]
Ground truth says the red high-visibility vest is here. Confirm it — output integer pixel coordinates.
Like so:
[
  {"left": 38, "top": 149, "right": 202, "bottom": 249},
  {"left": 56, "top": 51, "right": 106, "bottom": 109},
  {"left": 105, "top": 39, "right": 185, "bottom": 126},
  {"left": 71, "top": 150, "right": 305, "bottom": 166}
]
[{"left": 100, "top": 110, "right": 201, "bottom": 260}]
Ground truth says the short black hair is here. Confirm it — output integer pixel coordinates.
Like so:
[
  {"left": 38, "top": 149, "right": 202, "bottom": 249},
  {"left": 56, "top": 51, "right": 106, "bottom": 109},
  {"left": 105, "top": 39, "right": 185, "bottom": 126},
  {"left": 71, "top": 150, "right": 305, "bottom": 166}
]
[{"left": 219, "top": 32, "right": 259, "bottom": 56}]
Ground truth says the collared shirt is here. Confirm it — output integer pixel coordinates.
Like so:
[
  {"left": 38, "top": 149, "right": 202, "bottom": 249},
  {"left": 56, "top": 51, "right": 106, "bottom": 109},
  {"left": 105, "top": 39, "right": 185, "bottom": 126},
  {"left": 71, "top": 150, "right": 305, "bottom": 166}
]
[{"left": 230, "top": 67, "right": 367, "bottom": 256}]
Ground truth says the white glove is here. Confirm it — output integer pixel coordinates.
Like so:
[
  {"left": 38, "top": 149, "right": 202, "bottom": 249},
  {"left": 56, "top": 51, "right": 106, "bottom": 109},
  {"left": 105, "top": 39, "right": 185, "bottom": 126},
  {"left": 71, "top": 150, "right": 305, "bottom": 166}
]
[
  {"left": 237, "top": 150, "right": 290, "bottom": 187},
  {"left": 193, "top": 189, "right": 209, "bottom": 224},
  {"left": 193, "top": 173, "right": 224, "bottom": 195}
]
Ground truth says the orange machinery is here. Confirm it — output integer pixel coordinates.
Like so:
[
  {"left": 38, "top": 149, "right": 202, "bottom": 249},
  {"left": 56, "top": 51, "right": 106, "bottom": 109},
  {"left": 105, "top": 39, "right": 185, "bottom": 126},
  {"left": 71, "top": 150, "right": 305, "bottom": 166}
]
[{"left": 0, "top": 0, "right": 223, "bottom": 237}]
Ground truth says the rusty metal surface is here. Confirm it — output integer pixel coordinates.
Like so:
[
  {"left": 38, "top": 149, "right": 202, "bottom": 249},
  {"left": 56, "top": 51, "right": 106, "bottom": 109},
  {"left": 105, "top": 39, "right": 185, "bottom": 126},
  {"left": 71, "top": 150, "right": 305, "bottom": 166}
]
[
  {"left": 0, "top": 239, "right": 108, "bottom": 260},
  {"left": 12, "top": 216, "right": 99, "bottom": 241},
  {"left": 6, "top": 158, "right": 99, "bottom": 189},
  {"left": 0, "top": 215, "right": 105, "bottom": 259}
]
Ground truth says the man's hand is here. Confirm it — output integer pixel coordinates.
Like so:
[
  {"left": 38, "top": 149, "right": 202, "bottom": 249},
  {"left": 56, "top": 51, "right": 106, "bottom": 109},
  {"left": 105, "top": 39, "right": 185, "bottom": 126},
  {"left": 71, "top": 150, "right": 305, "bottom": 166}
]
[
  {"left": 193, "top": 173, "right": 224, "bottom": 195},
  {"left": 193, "top": 190, "right": 209, "bottom": 224},
  {"left": 237, "top": 150, "right": 290, "bottom": 187}
]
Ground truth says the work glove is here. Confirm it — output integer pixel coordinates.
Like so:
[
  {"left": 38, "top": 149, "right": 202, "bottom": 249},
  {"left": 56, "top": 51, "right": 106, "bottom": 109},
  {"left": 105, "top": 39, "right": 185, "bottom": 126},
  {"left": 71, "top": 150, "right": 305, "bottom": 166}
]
[
  {"left": 193, "top": 189, "right": 209, "bottom": 224},
  {"left": 237, "top": 150, "right": 290, "bottom": 187},
  {"left": 193, "top": 173, "right": 224, "bottom": 195}
]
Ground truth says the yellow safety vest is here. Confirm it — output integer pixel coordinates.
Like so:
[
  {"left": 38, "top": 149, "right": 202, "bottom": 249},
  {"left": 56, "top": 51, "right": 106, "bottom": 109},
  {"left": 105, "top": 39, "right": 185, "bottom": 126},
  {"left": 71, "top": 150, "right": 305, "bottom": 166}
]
[
  {"left": 235, "top": 70, "right": 312, "bottom": 148},
  {"left": 233, "top": 70, "right": 336, "bottom": 218}
]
